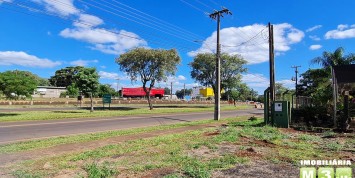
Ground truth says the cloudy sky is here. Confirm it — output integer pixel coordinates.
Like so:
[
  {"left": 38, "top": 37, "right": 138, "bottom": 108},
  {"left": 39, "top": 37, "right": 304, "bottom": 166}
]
[{"left": 1, "top": 0, "right": 355, "bottom": 94}]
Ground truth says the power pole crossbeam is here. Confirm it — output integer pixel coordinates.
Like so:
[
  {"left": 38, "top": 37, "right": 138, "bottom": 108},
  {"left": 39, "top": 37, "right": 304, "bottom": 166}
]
[{"left": 209, "top": 8, "right": 232, "bottom": 121}]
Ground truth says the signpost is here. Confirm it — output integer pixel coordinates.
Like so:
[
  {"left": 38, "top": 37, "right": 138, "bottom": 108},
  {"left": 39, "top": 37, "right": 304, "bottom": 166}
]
[{"left": 102, "top": 94, "right": 111, "bottom": 109}]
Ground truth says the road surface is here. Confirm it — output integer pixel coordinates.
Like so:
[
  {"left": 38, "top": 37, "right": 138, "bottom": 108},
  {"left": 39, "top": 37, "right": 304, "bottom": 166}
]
[{"left": 0, "top": 109, "right": 263, "bottom": 144}]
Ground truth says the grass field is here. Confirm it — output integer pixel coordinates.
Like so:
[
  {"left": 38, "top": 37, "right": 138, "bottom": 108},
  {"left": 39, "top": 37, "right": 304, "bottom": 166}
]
[
  {"left": 0, "top": 104, "right": 252, "bottom": 122},
  {"left": 1, "top": 117, "right": 354, "bottom": 178}
]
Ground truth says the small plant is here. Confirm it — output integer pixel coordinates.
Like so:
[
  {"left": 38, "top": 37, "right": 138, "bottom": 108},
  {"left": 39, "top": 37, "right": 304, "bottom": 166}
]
[
  {"left": 298, "top": 134, "right": 321, "bottom": 142},
  {"left": 84, "top": 162, "right": 117, "bottom": 178},
  {"left": 182, "top": 159, "right": 210, "bottom": 178},
  {"left": 322, "top": 130, "right": 336, "bottom": 138},
  {"left": 326, "top": 141, "right": 343, "bottom": 151}
]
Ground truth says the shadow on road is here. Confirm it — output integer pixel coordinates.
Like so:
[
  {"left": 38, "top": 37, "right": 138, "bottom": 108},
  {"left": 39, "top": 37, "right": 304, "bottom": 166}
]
[
  {"left": 78, "top": 107, "right": 139, "bottom": 111},
  {"left": 0, "top": 113, "right": 19, "bottom": 117}
]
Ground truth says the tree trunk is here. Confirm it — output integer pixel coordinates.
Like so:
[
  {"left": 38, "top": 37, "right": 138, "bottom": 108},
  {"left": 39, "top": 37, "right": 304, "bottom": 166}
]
[
  {"left": 143, "top": 82, "right": 154, "bottom": 110},
  {"left": 147, "top": 93, "right": 153, "bottom": 110},
  {"left": 90, "top": 93, "right": 94, "bottom": 112}
]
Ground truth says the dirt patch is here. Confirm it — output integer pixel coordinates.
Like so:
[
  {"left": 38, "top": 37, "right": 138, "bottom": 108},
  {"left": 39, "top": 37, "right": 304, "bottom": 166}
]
[
  {"left": 212, "top": 160, "right": 298, "bottom": 178},
  {"left": 203, "top": 131, "right": 221, "bottom": 136},
  {"left": 141, "top": 167, "right": 176, "bottom": 178}
]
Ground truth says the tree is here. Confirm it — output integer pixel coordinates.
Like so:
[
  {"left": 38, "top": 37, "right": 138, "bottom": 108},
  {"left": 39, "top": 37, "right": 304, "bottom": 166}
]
[
  {"left": 311, "top": 47, "right": 355, "bottom": 70},
  {"left": 98, "top": 84, "right": 117, "bottom": 97},
  {"left": 0, "top": 70, "right": 38, "bottom": 99},
  {"left": 298, "top": 69, "right": 331, "bottom": 106},
  {"left": 164, "top": 87, "right": 171, "bottom": 95},
  {"left": 175, "top": 88, "right": 192, "bottom": 99},
  {"left": 116, "top": 48, "right": 181, "bottom": 110},
  {"left": 225, "top": 89, "right": 239, "bottom": 106},
  {"left": 190, "top": 53, "right": 247, "bottom": 96},
  {"left": 49, "top": 66, "right": 84, "bottom": 87},
  {"left": 75, "top": 67, "right": 100, "bottom": 112}
]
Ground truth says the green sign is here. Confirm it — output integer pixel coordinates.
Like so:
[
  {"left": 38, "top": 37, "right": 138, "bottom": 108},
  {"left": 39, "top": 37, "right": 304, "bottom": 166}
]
[{"left": 103, "top": 94, "right": 112, "bottom": 104}]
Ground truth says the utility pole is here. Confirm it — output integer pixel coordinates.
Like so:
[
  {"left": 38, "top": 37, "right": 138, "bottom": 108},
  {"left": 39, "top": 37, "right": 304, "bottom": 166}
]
[
  {"left": 183, "top": 83, "right": 186, "bottom": 100},
  {"left": 291, "top": 66, "right": 301, "bottom": 96},
  {"left": 209, "top": 8, "right": 232, "bottom": 121},
  {"left": 268, "top": 22, "right": 275, "bottom": 104},
  {"left": 170, "top": 82, "right": 173, "bottom": 100},
  {"left": 292, "top": 65, "right": 301, "bottom": 108}
]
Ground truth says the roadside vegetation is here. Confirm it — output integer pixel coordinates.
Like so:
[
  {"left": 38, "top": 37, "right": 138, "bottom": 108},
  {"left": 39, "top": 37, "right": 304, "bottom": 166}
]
[{"left": 2, "top": 117, "right": 353, "bottom": 177}]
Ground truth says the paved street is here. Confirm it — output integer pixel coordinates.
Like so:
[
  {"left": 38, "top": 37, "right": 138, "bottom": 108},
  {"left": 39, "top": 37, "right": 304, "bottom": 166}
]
[{"left": 0, "top": 109, "right": 263, "bottom": 144}]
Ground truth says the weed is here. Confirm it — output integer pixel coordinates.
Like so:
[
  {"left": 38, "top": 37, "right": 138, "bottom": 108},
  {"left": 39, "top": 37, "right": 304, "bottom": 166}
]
[
  {"left": 326, "top": 141, "right": 343, "bottom": 151},
  {"left": 322, "top": 130, "right": 336, "bottom": 138},
  {"left": 12, "top": 170, "right": 42, "bottom": 178},
  {"left": 84, "top": 162, "right": 117, "bottom": 178},
  {"left": 182, "top": 159, "right": 210, "bottom": 178},
  {"left": 298, "top": 134, "right": 321, "bottom": 142}
]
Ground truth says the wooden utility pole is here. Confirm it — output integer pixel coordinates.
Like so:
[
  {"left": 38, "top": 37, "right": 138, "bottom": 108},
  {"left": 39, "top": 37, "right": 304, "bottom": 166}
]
[
  {"left": 268, "top": 23, "right": 275, "bottom": 103},
  {"left": 183, "top": 83, "right": 186, "bottom": 99},
  {"left": 209, "top": 8, "right": 232, "bottom": 121},
  {"left": 170, "top": 82, "right": 173, "bottom": 100},
  {"left": 291, "top": 66, "right": 301, "bottom": 96}
]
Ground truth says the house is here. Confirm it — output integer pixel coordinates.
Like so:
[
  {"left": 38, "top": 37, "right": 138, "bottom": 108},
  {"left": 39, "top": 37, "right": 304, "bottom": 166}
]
[{"left": 32, "top": 86, "right": 67, "bottom": 98}]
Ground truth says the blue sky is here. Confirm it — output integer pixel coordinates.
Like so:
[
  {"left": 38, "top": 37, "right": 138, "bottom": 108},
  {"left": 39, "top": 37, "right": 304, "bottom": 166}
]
[{"left": 1, "top": 0, "right": 355, "bottom": 94}]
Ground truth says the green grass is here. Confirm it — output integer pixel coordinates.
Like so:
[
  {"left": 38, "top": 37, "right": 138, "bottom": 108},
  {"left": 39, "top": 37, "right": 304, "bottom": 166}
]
[{"left": 0, "top": 104, "right": 251, "bottom": 122}]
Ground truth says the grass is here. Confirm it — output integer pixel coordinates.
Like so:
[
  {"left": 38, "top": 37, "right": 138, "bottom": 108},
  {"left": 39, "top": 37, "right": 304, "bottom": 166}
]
[
  {"left": 0, "top": 104, "right": 252, "bottom": 122},
  {"left": 4, "top": 117, "right": 353, "bottom": 178}
]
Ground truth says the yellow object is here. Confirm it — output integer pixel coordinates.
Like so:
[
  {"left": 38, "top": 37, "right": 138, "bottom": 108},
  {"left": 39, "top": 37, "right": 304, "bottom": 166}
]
[{"left": 199, "top": 88, "right": 214, "bottom": 97}]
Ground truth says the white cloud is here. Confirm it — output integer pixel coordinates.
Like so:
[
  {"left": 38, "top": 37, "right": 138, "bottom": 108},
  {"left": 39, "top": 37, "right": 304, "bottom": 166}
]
[
  {"left": 177, "top": 75, "right": 186, "bottom": 81},
  {"left": 309, "top": 35, "right": 321, "bottom": 41},
  {"left": 189, "top": 23, "right": 304, "bottom": 64},
  {"left": 306, "top": 25, "right": 322, "bottom": 32},
  {"left": 60, "top": 28, "right": 147, "bottom": 55},
  {"left": 325, "top": 24, "right": 355, "bottom": 39},
  {"left": 309, "top": 44, "right": 322, "bottom": 50},
  {"left": 70, "top": 59, "right": 98, "bottom": 66},
  {"left": 0, "top": 0, "right": 13, "bottom": 5},
  {"left": 31, "top": 0, "right": 79, "bottom": 16},
  {"left": 99, "top": 71, "right": 119, "bottom": 80},
  {"left": 0, "top": 51, "right": 61, "bottom": 68},
  {"left": 73, "top": 13, "right": 104, "bottom": 28},
  {"left": 242, "top": 73, "right": 294, "bottom": 93}
]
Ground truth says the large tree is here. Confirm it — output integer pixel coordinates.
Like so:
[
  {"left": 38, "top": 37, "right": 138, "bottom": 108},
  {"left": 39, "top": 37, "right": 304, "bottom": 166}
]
[
  {"left": 0, "top": 70, "right": 38, "bottom": 99},
  {"left": 116, "top": 48, "right": 181, "bottom": 110},
  {"left": 98, "top": 84, "right": 118, "bottom": 97},
  {"left": 75, "top": 67, "right": 100, "bottom": 112},
  {"left": 175, "top": 88, "right": 192, "bottom": 99},
  {"left": 190, "top": 53, "right": 247, "bottom": 96},
  {"left": 311, "top": 47, "right": 355, "bottom": 69},
  {"left": 49, "top": 66, "right": 84, "bottom": 87}
]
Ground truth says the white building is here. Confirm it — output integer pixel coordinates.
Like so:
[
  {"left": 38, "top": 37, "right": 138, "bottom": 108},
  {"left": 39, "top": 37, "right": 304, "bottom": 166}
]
[{"left": 32, "top": 86, "right": 67, "bottom": 98}]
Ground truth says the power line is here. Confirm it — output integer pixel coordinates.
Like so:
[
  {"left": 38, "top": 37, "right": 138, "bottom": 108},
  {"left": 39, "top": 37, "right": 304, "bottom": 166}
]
[
  {"left": 77, "top": 0, "right": 198, "bottom": 45},
  {"left": 88, "top": 0, "right": 204, "bottom": 41},
  {"left": 179, "top": 0, "right": 208, "bottom": 15},
  {"left": 2, "top": 1, "right": 195, "bottom": 53},
  {"left": 194, "top": 0, "right": 214, "bottom": 11},
  {"left": 109, "top": 0, "right": 205, "bottom": 40}
]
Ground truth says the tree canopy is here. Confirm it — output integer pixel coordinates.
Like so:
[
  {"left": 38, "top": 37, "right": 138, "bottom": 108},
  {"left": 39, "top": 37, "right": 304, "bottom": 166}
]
[
  {"left": 49, "top": 66, "right": 84, "bottom": 87},
  {"left": 190, "top": 53, "right": 247, "bottom": 95},
  {"left": 0, "top": 70, "right": 38, "bottom": 99},
  {"left": 116, "top": 48, "right": 181, "bottom": 109}
]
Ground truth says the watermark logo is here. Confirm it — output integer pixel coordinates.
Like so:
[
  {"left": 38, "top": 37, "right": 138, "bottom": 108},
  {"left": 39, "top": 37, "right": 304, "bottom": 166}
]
[{"left": 300, "top": 160, "right": 352, "bottom": 178}]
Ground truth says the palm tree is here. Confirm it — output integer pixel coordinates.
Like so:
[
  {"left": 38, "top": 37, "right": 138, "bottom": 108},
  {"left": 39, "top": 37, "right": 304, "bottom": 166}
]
[{"left": 311, "top": 47, "right": 355, "bottom": 69}]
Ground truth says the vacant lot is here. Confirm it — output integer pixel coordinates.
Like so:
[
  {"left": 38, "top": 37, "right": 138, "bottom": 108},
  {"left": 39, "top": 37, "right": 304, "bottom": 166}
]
[{"left": 1, "top": 117, "right": 353, "bottom": 178}]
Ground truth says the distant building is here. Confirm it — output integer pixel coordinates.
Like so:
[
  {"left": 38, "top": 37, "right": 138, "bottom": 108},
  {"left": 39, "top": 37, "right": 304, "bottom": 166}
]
[
  {"left": 191, "top": 86, "right": 202, "bottom": 98},
  {"left": 32, "top": 86, "right": 67, "bottom": 98},
  {"left": 199, "top": 87, "right": 214, "bottom": 98},
  {"left": 121, "top": 87, "right": 164, "bottom": 98}
]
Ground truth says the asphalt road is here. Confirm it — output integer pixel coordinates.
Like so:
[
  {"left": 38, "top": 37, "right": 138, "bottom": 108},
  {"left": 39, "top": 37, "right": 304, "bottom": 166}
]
[{"left": 0, "top": 109, "right": 263, "bottom": 144}]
